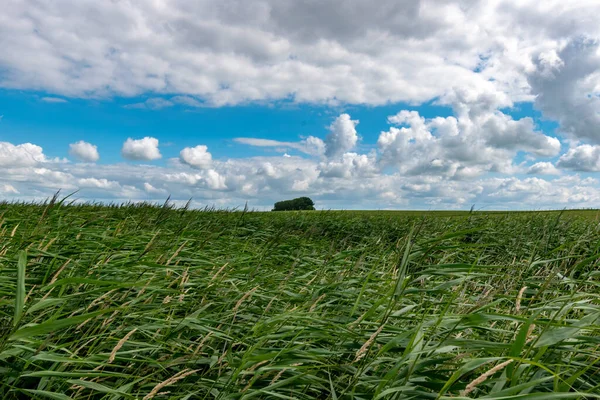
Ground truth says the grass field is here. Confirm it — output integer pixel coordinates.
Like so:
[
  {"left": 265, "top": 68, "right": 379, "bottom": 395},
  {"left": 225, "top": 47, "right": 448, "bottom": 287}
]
[{"left": 2, "top": 200, "right": 600, "bottom": 399}]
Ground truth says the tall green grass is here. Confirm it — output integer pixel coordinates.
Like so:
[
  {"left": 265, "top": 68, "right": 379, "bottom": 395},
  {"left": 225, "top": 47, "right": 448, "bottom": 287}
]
[{"left": 1, "top": 201, "right": 600, "bottom": 399}]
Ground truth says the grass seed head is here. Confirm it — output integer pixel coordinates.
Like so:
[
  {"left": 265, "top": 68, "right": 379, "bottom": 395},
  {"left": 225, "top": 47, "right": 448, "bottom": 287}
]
[
  {"left": 143, "top": 369, "right": 200, "bottom": 400},
  {"left": 354, "top": 324, "right": 385, "bottom": 363},
  {"left": 516, "top": 286, "right": 527, "bottom": 313},
  {"left": 461, "top": 359, "right": 514, "bottom": 397},
  {"left": 108, "top": 328, "right": 137, "bottom": 363}
]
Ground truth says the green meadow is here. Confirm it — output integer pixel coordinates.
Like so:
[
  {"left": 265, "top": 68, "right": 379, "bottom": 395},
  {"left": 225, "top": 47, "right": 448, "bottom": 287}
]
[{"left": 2, "top": 200, "right": 600, "bottom": 399}]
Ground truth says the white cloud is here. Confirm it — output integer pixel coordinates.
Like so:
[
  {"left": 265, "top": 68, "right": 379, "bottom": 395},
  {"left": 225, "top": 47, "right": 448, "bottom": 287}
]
[
  {"left": 4, "top": 0, "right": 597, "bottom": 110},
  {"left": 325, "top": 114, "right": 359, "bottom": 158},
  {"left": 527, "top": 38, "right": 600, "bottom": 143},
  {"left": 41, "top": 97, "right": 67, "bottom": 103},
  {"left": 234, "top": 136, "right": 325, "bottom": 156},
  {"left": 32, "top": 168, "right": 76, "bottom": 189},
  {"left": 234, "top": 138, "right": 296, "bottom": 149},
  {"left": 204, "top": 169, "right": 227, "bottom": 190},
  {"left": 0, "top": 184, "right": 19, "bottom": 194},
  {"left": 121, "top": 137, "right": 161, "bottom": 161},
  {"left": 171, "top": 96, "right": 203, "bottom": 108},
  {"left": 125, "top": 98, "right": 174, "bottom": 110},
  {"left": 485, "top": 175, "right": 600, "bottom": 206},
  {"left": 319, "top": 152, "right": 377, "bottom": 178},
  {"left": 0, "top": 142, "right": 46, "bottom": 167},
  {"left": 145, "top": 98, "right": 173, "bottom": 109},
  {"left": 557, "top": 144, "right": 600, "bottom": 171},
  {"left": 144, "top": 182, "right": 168, "bottom": 195},
  {"left": 180, "top": 145, "right": 212, "bottom": 169},
  {"left": 69, "top": 140, "right": 99, "bottom": 162},
  {"left": 78, "top": 177, "right": 120, "bottom": 190},
  {"left": 125, "top": 96, "right": 204, "bottom": 110},
  {"left": 527, "top": 162, "right": 561, "bottom": 175},
  {"left": 1, "top": 143, "right": 600, "bottom": 210},
  {"left": 377, "top": 85, "right": 560, "bottom": 179}
]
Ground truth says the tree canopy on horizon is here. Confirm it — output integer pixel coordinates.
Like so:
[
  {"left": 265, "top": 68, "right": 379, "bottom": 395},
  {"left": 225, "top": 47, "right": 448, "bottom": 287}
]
[{"left": 272, "top": 197, "right": 315, "bottom": 211}]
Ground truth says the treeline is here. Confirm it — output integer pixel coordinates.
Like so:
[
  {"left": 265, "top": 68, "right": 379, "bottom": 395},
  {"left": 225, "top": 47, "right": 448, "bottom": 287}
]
[{"left": 272, "top": 197, "right": 315, "bottom": 211}]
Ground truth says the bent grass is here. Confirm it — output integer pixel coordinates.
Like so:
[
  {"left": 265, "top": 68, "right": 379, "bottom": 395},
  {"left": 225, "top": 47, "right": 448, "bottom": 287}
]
[{"left": 1, "top": 201, "right": 600, "bottom": 398}]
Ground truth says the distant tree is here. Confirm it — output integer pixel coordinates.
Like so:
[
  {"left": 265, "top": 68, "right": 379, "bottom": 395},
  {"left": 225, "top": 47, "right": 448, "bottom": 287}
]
[{"left": 272, "top": 197, "right": 315, "bottom": 211}]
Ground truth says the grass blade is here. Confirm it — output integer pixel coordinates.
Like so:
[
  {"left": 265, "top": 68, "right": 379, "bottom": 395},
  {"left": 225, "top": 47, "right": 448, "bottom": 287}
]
[{"left": 13, "top": 250, "right": 27, "bottom": 327}]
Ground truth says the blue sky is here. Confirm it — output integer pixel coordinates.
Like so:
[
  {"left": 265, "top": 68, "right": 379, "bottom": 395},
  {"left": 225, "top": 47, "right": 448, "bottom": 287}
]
[
  {"left": 0, "top": 89, "right": 458, "bottom": 163},
  {"left": 1, "top": 1, "right": 600, "bottom": 210},
  {"left": 0, "top": 90, "right": 552, "bottom": 167}
]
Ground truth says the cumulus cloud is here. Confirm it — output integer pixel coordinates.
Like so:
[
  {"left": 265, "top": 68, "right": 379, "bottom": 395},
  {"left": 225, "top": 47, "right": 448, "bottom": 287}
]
[
  {"left": 180, "top": 145, "right": 212, "bottom": 169},
  {"left": 527, "top": 39, "right": 600, "bottom": 143},
  {"left": 31, "top": 168, "right": 76, "bottom": 189},
  {"left": 325, "top": 114, "right": 359, "bottom": 158},
  {"left": 78, "top": 178, "right": 120, "bottom": 190},
  {"left": 527, "top": 162, "right": 561, "bottom": 175},
  {"left": 121, "top": 137, "right": 161, "bottom": 161},
  {"left": 69, "top": 141, "right": 99, "bottom": 162},
  {"left": 557, "top": 144, "right": 600, "bottom": 171},
  {"left": 233, "top": 112, "right": 359, "bottom": 160},
  {"left": 144, "top": 182, "right": 167, "bottom": 195},
  {"left": 319, "top": 152, "right": 378, "bottom": 178},
  {"left": 1, "top": 142, "right": 600, "bottom": 210},
  {"left": 5, "top": 0, "right": 597, "bottom": 108},
  {"left": 486, "top": 175, "right": 600, "bottom": 206},
  {"left": 377, "top": 87, "right": 560, "bottom": 179},
  {"left": 204, "top": 169, "right": 227, "bottom": 190},
  {"left": 0, "top": 142, "right": 46, "bottom": 167}
]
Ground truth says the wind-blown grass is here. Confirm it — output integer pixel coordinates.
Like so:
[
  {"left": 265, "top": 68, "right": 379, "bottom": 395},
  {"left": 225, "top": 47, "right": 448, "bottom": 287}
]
[{"left": 1, "top": 201, "right": 600, "bottom": 399}]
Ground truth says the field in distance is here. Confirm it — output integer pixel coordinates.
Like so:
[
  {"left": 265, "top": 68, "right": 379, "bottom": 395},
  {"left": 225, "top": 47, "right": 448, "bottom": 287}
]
[
  {"left": 1, "top": 201, "right": 600, "bottom": 399},
  {"left": 331, "top": 208, "right": 600, "bottom": 218}
]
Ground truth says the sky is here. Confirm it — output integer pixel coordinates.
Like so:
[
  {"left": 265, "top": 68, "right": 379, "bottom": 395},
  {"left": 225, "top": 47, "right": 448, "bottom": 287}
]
[{"left": 1, "top": 1, "right": 600, "bottom": 210}]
